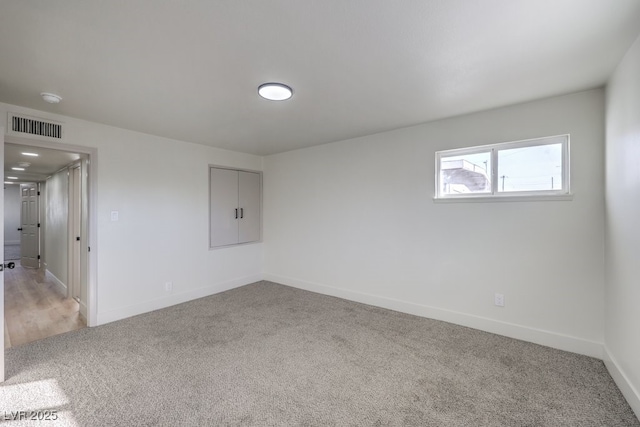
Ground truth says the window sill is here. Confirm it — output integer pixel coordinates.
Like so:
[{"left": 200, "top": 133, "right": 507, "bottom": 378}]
[{"left": 433, "top": 193, "right": 573, "bottom": 203}]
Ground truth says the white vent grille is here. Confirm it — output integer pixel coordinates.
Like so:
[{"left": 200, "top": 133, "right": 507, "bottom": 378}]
[{"left": 7, "top": 113, "right": 64, "bottom": 141}]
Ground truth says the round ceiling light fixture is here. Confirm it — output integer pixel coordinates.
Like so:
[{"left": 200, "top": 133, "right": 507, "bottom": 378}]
[
  {"left": 258, "top": 83, "right": 293, "bottom": 101},
  {"left": 41, "top": 92, "right": 62, "bottom": 104}
]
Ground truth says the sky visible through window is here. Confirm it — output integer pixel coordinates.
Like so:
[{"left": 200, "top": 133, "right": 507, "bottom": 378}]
[{"left": 498, "top": 143, "right": 562, "bottom": 192}]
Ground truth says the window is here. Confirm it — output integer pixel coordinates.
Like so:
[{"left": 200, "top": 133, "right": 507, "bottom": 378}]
[{"left": 435, "top": 135, "right": 569, "bottom": 200}]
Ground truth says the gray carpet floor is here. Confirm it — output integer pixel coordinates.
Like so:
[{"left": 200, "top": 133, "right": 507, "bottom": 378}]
[{"left": 2, "top": 281, "right": 638, "bottom": 426}]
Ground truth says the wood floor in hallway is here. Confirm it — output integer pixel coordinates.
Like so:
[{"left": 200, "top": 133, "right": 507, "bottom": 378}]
[{"left": 4, "top": 264, "right": 86, "bottom": 349}]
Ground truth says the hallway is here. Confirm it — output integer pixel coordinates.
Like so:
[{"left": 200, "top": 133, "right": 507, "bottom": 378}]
[{"left": 4, "top": 264, "right": 85, "bottom": 349}]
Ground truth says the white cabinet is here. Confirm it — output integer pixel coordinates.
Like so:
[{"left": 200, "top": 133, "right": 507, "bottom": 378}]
[{"left": 209, "top": 167, "right": 261, "bottom": 247}]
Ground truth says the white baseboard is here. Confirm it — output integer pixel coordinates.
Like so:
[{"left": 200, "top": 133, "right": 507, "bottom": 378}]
[
  {"left": 603, "top": 346, "right": 640, "bottom": 419},
  {"left": 263, "top": 273, "right": 604, "bottom": 359},
  {"left": 79, "top": 300, "right": 88, "bottom": 320},
  {"left": 96, "top": 273, "right": 263, "bottom": 325},
  {"left": 46, "top": 269, "right": 88, "bottom": 320},
  {"left": 45, "top": 269, "right": 67, "bottom": 296}
]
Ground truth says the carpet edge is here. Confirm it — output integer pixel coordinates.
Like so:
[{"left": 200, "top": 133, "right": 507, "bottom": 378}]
[
  {"left": 264, "top": 273, "right": 604, "bottom": 359},
  {"left": 96, "top": 273, "right": 263, "bottom": 325}
]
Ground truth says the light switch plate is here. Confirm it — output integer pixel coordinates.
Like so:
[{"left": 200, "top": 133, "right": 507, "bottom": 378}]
[{"left": 110, "top": 211, "right": 119, "bottom": 221}]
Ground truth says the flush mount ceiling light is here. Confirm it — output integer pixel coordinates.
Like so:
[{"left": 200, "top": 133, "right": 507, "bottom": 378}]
[
  {"left": 41, "top": 92, "right": 62, "bottom": 104},
  {"left": 258, "top": 83, "right": 293, "bottom": 101}
]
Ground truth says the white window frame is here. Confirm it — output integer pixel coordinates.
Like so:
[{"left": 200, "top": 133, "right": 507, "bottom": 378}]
[{"left": 434, "top": 135, "right": 571, "bottom": 202}]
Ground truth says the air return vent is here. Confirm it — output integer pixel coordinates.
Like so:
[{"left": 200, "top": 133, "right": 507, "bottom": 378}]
[{"left": 7, "top": 113, "right": 64, "bottom": 141}]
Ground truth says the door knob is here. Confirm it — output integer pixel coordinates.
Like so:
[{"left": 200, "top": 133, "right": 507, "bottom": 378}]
[
  {"left": 0, "top": 262, "right": 15, "bottom": 271},
  {"left": 17, "top": 227, "right": 22, "bottom": 231}
]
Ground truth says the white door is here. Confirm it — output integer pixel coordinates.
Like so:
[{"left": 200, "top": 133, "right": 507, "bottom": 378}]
[
  {"left": 69, "top": 166, "right": 81, "bottom": 300},
  {"left": 1, "top": 126, "right": 6, "bottom": 381},
  {"left": 238, "top": 171, "right": 261, "bottom": 244},
  {"left": 20, "top": 183, "right": 39, "bottom": 268},
  {"left": 210, "top": 167, "right": 239, "bottom": 247}
]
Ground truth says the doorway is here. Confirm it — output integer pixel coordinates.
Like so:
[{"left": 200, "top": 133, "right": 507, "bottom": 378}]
[{"left": 4, "top": 143, "right": 89, "bottom": 348}]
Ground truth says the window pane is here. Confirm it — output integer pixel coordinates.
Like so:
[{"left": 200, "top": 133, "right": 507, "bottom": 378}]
[
  {"left": 497, "top": 143, "right": 562, "bottom": 192},
  {"left": 440, "top": 151, "right": 491, "bottom": 195}
]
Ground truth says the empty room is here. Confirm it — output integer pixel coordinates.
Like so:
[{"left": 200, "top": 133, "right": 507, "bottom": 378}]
[{"left": 0, "top": 1, "right": 639, "bottom": 425}]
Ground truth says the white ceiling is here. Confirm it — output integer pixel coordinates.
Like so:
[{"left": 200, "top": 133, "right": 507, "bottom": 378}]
[
  {"left": 0, "top": 1, "right": 639, "bottom": 156},
  {"left": 4, "top": 143, "right": 80, "bottom": 184}
]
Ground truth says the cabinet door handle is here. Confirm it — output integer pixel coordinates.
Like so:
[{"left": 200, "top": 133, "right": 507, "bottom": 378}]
[
  {"left": 240, "top": 208, "right": 244, "bottom": 218},
  {"left": 235, "top": 208, "right": 238, "bottom": 219}
]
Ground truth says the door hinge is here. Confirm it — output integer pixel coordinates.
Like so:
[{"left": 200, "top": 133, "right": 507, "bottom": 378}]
[
  {"left": 37, "top": 255, "right": 41, "bottom": 260},
  {"left": 38, "top": 223, "right": 41, "bottom": 227},
  {"left": 38, "top": 191, "right": 41, "bottom": 196},
  {"left": 88, "top": 247, "right": 91, "bottom": 252}
]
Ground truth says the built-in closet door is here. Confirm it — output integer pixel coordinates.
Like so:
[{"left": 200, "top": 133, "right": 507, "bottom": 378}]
[
  {"left": 238, "top": 171, "right": 261, "bottom": 244},
  {"left": 210, "top": 167, "right": 239, "bottom": 247}
]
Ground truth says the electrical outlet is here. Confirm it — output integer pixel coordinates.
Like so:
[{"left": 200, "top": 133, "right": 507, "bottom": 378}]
[
  {"left": 164, "top": 282, "right": 173, "bottom": 292},
  {"left": 494, "top": 293, "right": 505, "bottom": 307}
]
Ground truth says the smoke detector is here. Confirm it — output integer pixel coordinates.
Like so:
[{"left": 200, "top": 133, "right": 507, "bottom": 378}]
[{"left": 41, "top": 92, "right": 62, "bottom": 104}]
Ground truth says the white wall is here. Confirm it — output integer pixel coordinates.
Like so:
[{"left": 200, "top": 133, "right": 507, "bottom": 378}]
[
  {"left": 45, "top": 169, "right": 69, "bottom": 286},
  {"left": 3, "top": 185, "right": 20, "bottom": 244},
  {"left": 0, "top": 101, "right": 263, "bottom": 325},
  {"left": 264, "top": 89, "right": 605, "bottom": 357},
  {"left": 605, "top": 33, "right": 640, "bottom": 417}
]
